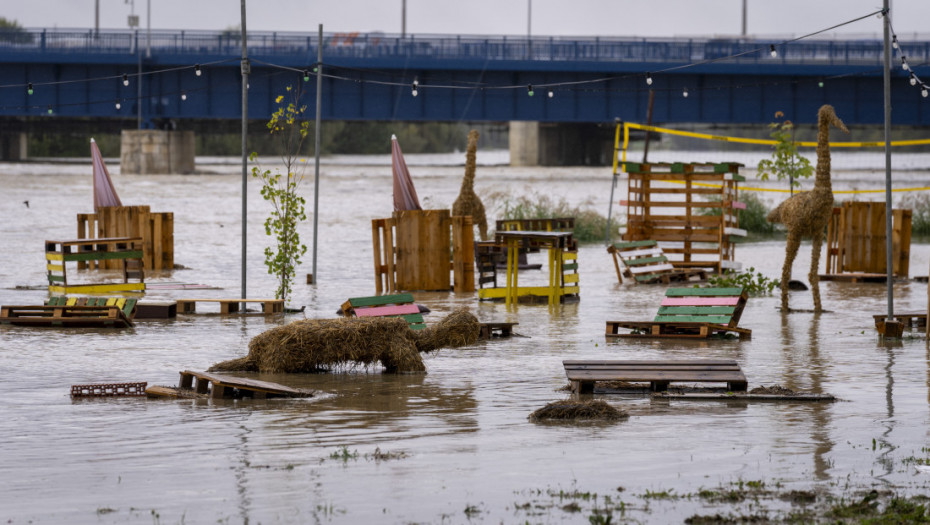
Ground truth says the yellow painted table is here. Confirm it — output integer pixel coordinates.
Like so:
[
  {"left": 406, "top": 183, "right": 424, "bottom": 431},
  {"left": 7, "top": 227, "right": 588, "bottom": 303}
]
[
  {"left": 45, "top": 237, "right": 145, "bottom": 294},
  {"left": 478, "top": 230, "right": 578, "bottom": 306}
]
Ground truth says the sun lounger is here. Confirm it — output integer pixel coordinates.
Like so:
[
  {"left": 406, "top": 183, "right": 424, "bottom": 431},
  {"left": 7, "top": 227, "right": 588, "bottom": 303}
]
[
  {"left": 607, "top": 240, "right": 707, "bottom": 285},
  {"left": 606, "top": 287, "right": 751, "bottom": 340}
]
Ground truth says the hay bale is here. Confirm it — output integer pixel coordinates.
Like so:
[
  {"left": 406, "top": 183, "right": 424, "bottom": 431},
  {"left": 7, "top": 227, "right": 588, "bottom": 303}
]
[
  {"left": 209, "top": 309, "right": 480, "bottom": 374},
  {"left": 528, "top": 399, "right": 628, "bottom": 422}
]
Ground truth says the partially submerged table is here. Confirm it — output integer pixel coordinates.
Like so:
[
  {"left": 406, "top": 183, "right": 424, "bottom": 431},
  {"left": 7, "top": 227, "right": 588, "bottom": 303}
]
[
  {"left": 45, "top": 237, "right": 145, "bottom": 294},
  {"left": 477, "top": 230, "right": 578, "bottom": 306}
]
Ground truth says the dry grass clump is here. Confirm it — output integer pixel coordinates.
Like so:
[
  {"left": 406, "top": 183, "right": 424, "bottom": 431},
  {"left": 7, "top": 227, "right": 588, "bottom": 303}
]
[
  {"left": 528, "top": 399, "right": 628, "bottom": 422},
  {"left": 209, "top": 309, "right": 479, "bottom": 374}
]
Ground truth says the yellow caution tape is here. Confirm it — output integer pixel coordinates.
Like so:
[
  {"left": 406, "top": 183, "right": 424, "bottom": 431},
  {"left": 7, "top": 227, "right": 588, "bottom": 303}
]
[
  {"left": 673, "top": 180, "right": 930, "bottom": 194},
  {"left": 624, "top": 122, "right": 930, "bottom": 148}
]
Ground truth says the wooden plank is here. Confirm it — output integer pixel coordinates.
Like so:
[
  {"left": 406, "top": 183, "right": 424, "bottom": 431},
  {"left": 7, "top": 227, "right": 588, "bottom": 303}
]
[
  {"left": 348, "top": 293, "right": 415, "bottom": 308},
  {"left": 657, "top": 306, "right": 736, "bottom": 316},
  {"left": 653, "top": 314, "right": 733, "bottom": 323},
  {"left": 354, "top": 304, "right": 421, "bottom": 317},
  {"left": 613, "top": 247, "right": 664, "bottom": 258},
  {"left": 622, "top": 255, "right": 668, "bottom": 267},
  {"left": 665, "top": 287, "right": 742, "bottom": 297},
  {"left": 180, "top": 370, "right": 313, "bottom": 397},
  {"left": 628, "top": 263, "right": 675, "bottom": 274},
  {"left": 610, "top": 240, "right": 657, "bottom": 250},
  {"left": 661, "top": 296, "right": 741, "bottom": 306}
]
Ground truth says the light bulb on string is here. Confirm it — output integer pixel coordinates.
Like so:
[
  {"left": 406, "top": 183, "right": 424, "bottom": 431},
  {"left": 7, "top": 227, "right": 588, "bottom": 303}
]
[
  {"left": 303, "top": 70, "right": 310, "bottom": 82},
  {"left": 181, "top": 91, "right": 187, "bottom": 101},
  {"left": 194, "top": 64, "right": 202, "bottom": 76},
  {"left": 122, "top": 74, "right": 129, "bottom": 86},
  {"left": 645, "top": 73, "right": 653, "bottom": 86},
  {"left": 527, "top": 85, "right": 534, "bottom": 96},
  {"left": 902, "top": 56, "right": 909, "bottom": 71},
  {"left": 769, "top": 44, "right": 777, "bottom": 58},
  {"left": 922, "top": 84, "right": 929, "bottom": 98},
  {"left": 892, "top": 36, "right": 899, "bottom": 49},
  {"left": 910, "top": 73, "right": 918, "bottom": 86},
  {"left": 818, "top": 81, "right": 824, "bottom": 88},
  {"left": 115, "top": 100, "right": 121, "bottom": 110},
  {"left": 547, "top": 89, "right": 554, "bottom": 98},
  {"left": 27, "top": 83, "right": 33, "bottom": 95},
  {"left": 682, "top": 87, "right": 689, "bottom": 98},
  {"left": 411, "top": 83, "right": 418, "bottom": 97},
  {"left": 47, "top": 105, "right": 53, "bottom": 115}
]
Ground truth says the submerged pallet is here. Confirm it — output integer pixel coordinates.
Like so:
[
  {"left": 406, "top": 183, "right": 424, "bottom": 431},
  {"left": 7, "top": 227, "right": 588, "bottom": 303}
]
[
  {"left": 478, "top": 322, "right": 518, "bottom": 339},
  {"left": 1, "top": 304, "right": 133, "bottom": 328},
  {"left": 71, "top": 382, "right": 148, "bottom": 397},
  {"left": 563, "top": 359, "right": 748, "bottom": 394},
  {"left": 872, "top": 312, "right": 926, "bottom": 331},
  {"left": 175, "top": 298, "right": 284, "bottom": 315},
  {"left": 164, "top": 370, "right": 314, "bottom": 399}
]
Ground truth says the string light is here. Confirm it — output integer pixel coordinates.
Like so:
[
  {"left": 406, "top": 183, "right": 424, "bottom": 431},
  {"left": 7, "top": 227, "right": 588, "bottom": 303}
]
[
  {"left": 923, "top": 84, "right": 929, "bottom": 98},
  {"left": 181, "top": 91, "right": 187, "bottom": 101},
  {"left": 645, "top": 73, "right": 653, "bottom": 86},
  {"left": 411, "top": 82, "right": 418, "bottom": 97},
  {"left": 47, "top": 105, "right": 53, "bottom": 114},
  {"left": 682, "top": 87, "right": 689, "bottom": 98},
  {"left": 115, "top": 100, "right": 121, "bottom": 110},
  {"left": 27, "top": 83, "right": 33, "bottom": 95},
  {"left": 769, "top": 44, "right": 777, "bottom": 58},
  {"left": 194, "top": 64, "right": 202, "bottom": 76},
  {"left": 547, "top": 89, "right": 554, "bottom": 98},
  {"left": 122, "top": 74, "right": 129, "bottom": 86},
  {"left": 901, "top": 56, "right": 909, "bottom": 71},
  {"left": 818, "top": 81, "right": 824, "bottom": 88},
  {"left": 303, "top": 69, "right": 310, "bottom": 82},
  {"left": 527, "top": 85, "right": 534, "bottom": 96},
  {"left": 892, "top": 36, "right": 899, "bottom": 49},
  {"left": 910, "top": 73, "right": 917, "bottom": 86}
]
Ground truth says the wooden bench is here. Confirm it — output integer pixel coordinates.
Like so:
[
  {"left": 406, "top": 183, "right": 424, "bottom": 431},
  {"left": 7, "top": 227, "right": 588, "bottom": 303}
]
[
  {"left": 341, "top": 293, "right": 426, "bottom": 330},
  {"left": 607, "top": 240, "right": 707, "bottom": 284},
  {"left": 47, "top": 296, "right": 138, "bottom": 320},
  {"left": 0, "top": 304, "right": 133, "bottom": 328},
  {"left": 175, "top": 298, "right": 284, "bottom": 315},
  {"left": 563, "top": 359, "right": 748, "bottom": 394},
  {"left": 174, "top": 370, "right": 313, "bottom": 399},
  {"left": 606, "top": 287, "right": 751, "bottom": 340}
]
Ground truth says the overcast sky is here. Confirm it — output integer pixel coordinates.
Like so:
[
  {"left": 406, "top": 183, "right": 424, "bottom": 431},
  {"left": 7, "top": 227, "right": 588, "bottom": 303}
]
[{"left": 5, "top": 0, "right": 929, "bottom": 40}]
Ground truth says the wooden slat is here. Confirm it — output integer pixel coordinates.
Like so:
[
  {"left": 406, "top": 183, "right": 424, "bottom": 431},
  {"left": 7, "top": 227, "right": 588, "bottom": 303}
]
[
  {"left": 665, "top": 287, "right": 742, "bottom": 297},
  {"left": 354, "top": 304, "right": 421, "bottom": 317},
  {"left": 348, "top": 293, "right": 415, "bottom": 308},
  {"left": 653, "top": 314, "right": 733, "bottom": 323},
  {"left": 661, "top": 296, "right": 741, "bottom": 306},
  {"left": 623, "top": 256, "right": 668, "bottom": 267},
  {"left": 628, "top": 263, "right": 675, "bottom": 274},
  {"left": 612, "top": 247, "right": 664, "bottom": 258},
  {"left": 610, "top": 240, "right": 657, "bottom": 250},
  {"left": 657, "top": 306, "right": 736, "bottom": 316}
]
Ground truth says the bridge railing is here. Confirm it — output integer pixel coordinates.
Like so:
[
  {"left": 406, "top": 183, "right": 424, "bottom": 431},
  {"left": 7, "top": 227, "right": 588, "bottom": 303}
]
[{"left": 2, "top": 28, "right": 928, "bottom": 66}]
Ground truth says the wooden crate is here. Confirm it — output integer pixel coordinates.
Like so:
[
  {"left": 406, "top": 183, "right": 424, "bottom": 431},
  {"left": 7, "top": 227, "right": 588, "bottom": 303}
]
[
  {"left": 372, "top": 211, "right": 475, "bottom": 294},
  {"left": 77, "top": 206, "right": 174, "bottom": 271},
  {"left": 620, "top": 161, "right": 745, "bottom": 274},
  {"left": 824, "top": 202, "right": 912, "bottom": 277}
]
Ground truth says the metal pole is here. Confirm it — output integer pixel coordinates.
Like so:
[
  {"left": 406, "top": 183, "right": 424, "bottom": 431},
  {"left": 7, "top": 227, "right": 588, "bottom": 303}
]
[
  {"left": 882, "top": 0, "right": 893, "bottom": 320},
  {"left": 145, "top": 0, "right": 151, "bottom": 58},
  {"left": 95, "top": 0, "right": 99, "bottom": 37},
  {"left": 741, "top": 0, "right": 747, "bottom": 37},
  {"left": 136, "top": 30, "right": 142, "bottom": 129},
  {"left": 312, "top": 24, "right": 323, "bottom": 284},
  {"left": 241, "top": 0, "right": 249, "bottom": 300},
  {"left": 401, "top": 0, "right": 406, "bottom": 38}
]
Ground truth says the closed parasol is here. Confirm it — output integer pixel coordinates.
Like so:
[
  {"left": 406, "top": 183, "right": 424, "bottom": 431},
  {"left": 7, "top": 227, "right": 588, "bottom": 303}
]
[
  {"left": 391, "top": 134, "right": 422, "bottom": 211},
  {"left": 91, "top": 138, "right": 122, "bottom": 209}
]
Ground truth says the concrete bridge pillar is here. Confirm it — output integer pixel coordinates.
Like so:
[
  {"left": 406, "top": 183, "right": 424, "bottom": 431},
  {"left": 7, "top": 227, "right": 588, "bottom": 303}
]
[
  {"left": 120, "top": 130, "right": 195, "bottom": 174},
  {"left": 0, "top": 132, "right": 28, "bottom": 161},
  {"left": 508, "top": 121, "right": 615, "bottom": 167}
]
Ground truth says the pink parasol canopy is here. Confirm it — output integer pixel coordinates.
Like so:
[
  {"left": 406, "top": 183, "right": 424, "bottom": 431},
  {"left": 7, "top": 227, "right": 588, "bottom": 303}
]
[
  {"left": 91, "top": 138, "right": 122, "bottom": 209},
  {"left": 391, "top": 134, "right": 422, "bottom": 211}
]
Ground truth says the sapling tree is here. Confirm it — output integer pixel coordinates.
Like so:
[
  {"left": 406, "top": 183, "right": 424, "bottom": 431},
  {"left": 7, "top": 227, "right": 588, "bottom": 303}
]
[
  {"left": 756, "top": 111, "right": 813, "bottom": 188},
  {"left": 251, "top": 86, "right": 309, "bottom": 304}
]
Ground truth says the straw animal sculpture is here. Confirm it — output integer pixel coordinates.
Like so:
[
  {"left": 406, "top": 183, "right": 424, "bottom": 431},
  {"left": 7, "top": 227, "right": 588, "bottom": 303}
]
[
  {"left": 528, "top": 399, "right": 628, "bottom": 422},
  {"left": 452, "top": 129, "right": 489, "bottom": 240},
  {"left": 209, "top": 308, "right": 479, "bottom": 373},
  {"left": 767, "top": 104, "right": 848, "bottom": 313}
]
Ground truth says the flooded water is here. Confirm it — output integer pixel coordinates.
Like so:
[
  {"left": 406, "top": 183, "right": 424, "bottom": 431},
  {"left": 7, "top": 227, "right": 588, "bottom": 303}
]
[{"left": 1, "top": 151, "right": 929, "bottom": 524}]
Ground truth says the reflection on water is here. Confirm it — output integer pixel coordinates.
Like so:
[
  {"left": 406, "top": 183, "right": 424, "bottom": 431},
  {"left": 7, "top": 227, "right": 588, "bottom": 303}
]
[{"left": 1, "top": 158, "right": 929, "bottom": 523}]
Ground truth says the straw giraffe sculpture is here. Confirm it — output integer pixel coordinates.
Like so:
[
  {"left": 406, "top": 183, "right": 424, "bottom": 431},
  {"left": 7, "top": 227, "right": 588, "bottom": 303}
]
[
  {"left": 452, "top": 129, "right": 489, "bottom": 240},
  {"left": 767, "top": 104, "right": 848, "bottom": 313}
]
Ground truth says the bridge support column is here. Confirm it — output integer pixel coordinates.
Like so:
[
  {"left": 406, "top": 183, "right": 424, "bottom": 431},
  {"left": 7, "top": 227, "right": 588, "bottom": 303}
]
[
  {"left": 120, "top": 130, "right": 195, "bottom": 174},
  {"left": 0, "top": 132, "right": 28, "bottom": 161},
  {"left": 508, "top": 122, "right": 615, "bottom": 167}
]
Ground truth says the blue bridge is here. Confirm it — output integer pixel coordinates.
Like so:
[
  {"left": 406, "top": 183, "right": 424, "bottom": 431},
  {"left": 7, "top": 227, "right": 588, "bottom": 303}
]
[{"left": 2, "top": 28, "right": 929, "bottom": 127}]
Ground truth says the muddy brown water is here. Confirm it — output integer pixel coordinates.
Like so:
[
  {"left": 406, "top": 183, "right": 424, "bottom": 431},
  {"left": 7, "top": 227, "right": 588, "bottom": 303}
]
[{"left": 1, "top": 154, "right": 929, "bottom": 523}]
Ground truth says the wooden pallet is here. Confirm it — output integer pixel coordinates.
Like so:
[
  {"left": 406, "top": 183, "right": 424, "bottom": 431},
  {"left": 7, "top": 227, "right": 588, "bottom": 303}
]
[
  {"left": 872, "top": 312, "right": 926, "bottom": 330},
  {"left": 174, "top": 370, "right": 313, "bottom": 399},
  {"left": 47, "top": 296, "right": 137, "bottom": 319},
  {"left": 606, "top": 287, "right": 750, "bottom": 340},
  {"left": 563, "top": 359, "right": 747, "bottom": 394},
  {"left": 71, "top": 382, "right": 148, "bottom": 397},
  {"left": 607, "top": 240, "right": 707, "bottom": 285},
  {"left": 341, "top": 293, "right": 426, "bottom": 330},
  {"left": 175, "top": 298, "right": 284, "bottom": 315},
  {"left": 478, "top": 322, "right": 518, "bottom": 339},
  {"left": 1, "top": 304, "right": 133, "bottom": 328}
]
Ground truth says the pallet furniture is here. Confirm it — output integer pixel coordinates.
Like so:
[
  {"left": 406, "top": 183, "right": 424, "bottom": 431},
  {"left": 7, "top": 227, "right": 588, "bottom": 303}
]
[
  {"left": 478, "top": 322, "right": 518, "bottom": 339},
  {"left": 607, "top": 240, "right": 707, "bottom": 284},
  {"left": 478, "top": 230, "right": 579, "bottom": 306},
  {"left": 341, "top": 293, "right": 425, "bottom": 330},
  {"left": 563, "top": 359, "right": 748, "bottom": 394},
  {"left": 46, "top": 237, "right": 145, "bottom": 294},
  {"left": 77, "top": 206, "right": 174, "bottom": 271},
  {"left": 606, "top": 287, "right": 751, "bottom": 340},
  {"left": 71, "top": 382, "right": 147, "bottom": 397},
  {"left": 168, "top": 370, "right": 313, "bottom": 399},
  {"left": 823, "top": 202, "right": 912, "bottom": 279},
  {"left": 872, "top": 312, "right": 926, "bottom": 331},
  {"left": 175, "top": 298, "right": 284, "bottom": 315},
  {"left": 621, "top": 161, "right": 745, "bottom": 274},
  {"left": 0, "top": 304, "right": 134, "bottom": 328},
  {"left": 47, "top": 296, "right": 138, "bottom": 319},
  {"left": 372, "top": 211, "right": 475, "bottom": 294}
]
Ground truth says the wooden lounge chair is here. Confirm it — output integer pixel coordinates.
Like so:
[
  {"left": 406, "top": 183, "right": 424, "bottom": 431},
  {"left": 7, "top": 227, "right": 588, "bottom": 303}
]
[
  {"left": 563, "top": 359, "right": 748, "bottom": 394},
  {"left": 607, "top": 240, "right": 707, "bottom": 284},
  {"left": 47, "top": 296, "right": 138, "bottom": 319},
  {"left": 606, "top": 287, "right": 751, "bottom": 340},
  {"left": 341, "top": 293, "right": 426, "bottom": 330},
  {"left": 1, "top": 296, "right": 138, "bottom": 328}
]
